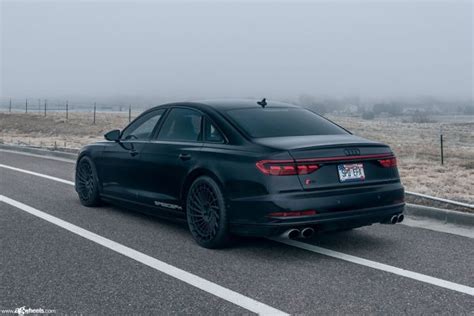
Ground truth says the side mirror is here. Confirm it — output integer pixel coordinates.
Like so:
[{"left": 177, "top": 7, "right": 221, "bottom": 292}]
[{"left": 104, "top": 129, "right": 121, "bottom": 142}]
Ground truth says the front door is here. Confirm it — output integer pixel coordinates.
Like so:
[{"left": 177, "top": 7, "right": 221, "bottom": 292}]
[{"left": 97, "top": 109, "right": 166, "bottom": 203}]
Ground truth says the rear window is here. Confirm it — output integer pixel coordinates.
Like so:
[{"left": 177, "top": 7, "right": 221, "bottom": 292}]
[{"left": 226, "top": 108, "right": 347, "bottom": 138}]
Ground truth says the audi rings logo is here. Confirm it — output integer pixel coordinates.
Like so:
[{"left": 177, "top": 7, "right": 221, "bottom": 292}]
[{"left": 344, "top": 148, "right": 360, "bottom": 156}]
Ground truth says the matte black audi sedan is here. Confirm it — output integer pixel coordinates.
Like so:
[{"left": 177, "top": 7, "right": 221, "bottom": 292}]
[{"left": 75, "top": 99, "right": 404, "bottom": 248}]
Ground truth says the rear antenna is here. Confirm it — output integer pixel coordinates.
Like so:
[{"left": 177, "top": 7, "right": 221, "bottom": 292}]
[{"left": 257, "top": 98, "right": 267, "bottom": 108}]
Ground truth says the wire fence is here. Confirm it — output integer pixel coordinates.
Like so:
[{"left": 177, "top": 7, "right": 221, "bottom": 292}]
[{"left": 0, "top": 98, "right": 155, "bottom": 123}]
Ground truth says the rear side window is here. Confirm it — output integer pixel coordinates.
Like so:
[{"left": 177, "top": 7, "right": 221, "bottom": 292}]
[
  {"left": 226, "top": 108, "right": 347, "bottom": 138},
  {"left": 204, "top": 119, "right": 225, "bottom": 143},
  {"left": 157, "top": 108, "right": 202, "bottom": 142}
]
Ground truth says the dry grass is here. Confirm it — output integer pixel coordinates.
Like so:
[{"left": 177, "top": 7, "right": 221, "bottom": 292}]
[
  {"left": 0, "top": 112, "right": 130, "bottom": 148},
  {"left": 327, "top": 115, "right": 474, "bottom": 203},
  {"left": 1, "top": 111, "right": 473, "bottom": 203}
]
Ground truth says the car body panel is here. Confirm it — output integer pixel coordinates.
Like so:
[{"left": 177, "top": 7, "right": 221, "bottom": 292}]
[{"left": 137, "top": 141, "right": 204, "bottom": 207}]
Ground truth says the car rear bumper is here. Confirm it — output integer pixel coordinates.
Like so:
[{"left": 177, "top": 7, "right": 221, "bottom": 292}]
[
  {"left": 227, "top": 181, "right": 405, "bottom": 236},
  {"left": 230, "top": 203, "right": 404, "bottom": 236}
]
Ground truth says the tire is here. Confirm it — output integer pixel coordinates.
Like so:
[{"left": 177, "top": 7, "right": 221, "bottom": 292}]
[
  {"left": 75, "top": 156, "right": 101, "bottom": 207},
  {"left": 186, "top": 176, "right": 230, "bottom": 249}
]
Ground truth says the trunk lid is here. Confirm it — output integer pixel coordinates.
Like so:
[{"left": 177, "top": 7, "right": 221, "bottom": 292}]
[{"left": 254, "top": 135, "right": 399, "bottom": 190}]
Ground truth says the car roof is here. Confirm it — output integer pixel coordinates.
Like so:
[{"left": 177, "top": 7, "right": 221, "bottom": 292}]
[
  {"left": 151, "top": 99, "right": 300, "bottom": 112},
  {"left": 196, "top": 99, "right": 300, "bottom": 110}
]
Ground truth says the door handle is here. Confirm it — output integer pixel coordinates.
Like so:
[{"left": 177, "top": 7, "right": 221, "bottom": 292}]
[{"left": 179, "top": 153, "right": 192, "bottom": 161}]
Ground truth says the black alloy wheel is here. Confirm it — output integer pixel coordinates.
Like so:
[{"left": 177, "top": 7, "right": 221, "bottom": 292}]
[
  {"left": 186, "top": 176, "right": 230, "bottom": 248},
  {"left": 76, "top": 156, "right": 101, "bottom": 207}
]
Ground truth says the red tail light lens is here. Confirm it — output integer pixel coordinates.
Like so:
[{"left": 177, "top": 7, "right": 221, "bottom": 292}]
[
  {"left": 378, "top": 157, "right": 397, "bottom": 168},
  {"left": 256, "top": 160, "right": 319, "bottom": 176},
  {"left": 296, "top": 164, "right": 319, "bottom": 175},
  {"left": 268, "top": 210, "right": 317, "bottom": 217}
]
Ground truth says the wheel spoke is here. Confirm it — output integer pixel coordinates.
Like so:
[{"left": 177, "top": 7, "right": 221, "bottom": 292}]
[{"left": 189, "top": 199, "right": 203, "bottom": 213}]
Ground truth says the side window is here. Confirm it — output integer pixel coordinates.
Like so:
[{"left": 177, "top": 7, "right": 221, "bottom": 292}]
[
  {"left": 157, "top": 108, "right": 202, "bottom": 142},
  {"left": 204, "top": 118, "right": 225, "bottom": 143},
  {"left": 121, "top": 109, "right": 165, "bottom": 141}
]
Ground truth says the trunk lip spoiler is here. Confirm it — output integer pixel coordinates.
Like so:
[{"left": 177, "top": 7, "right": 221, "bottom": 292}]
[
  {"left": 257, "top": 153, "right": 394, "bottom": 165},
  {"left": 295, "top": 153, "right": 395, "bottom": 163}
]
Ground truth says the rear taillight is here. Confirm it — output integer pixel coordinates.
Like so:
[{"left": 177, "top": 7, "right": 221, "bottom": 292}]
[
  {"left": 256, "top": 160, "right": 319, "bottom": 176},
  {"left": 268, "top": 210, "right": 318, "bottom": 217},
  {"left": 378, "top": 157, "right": 397, "bottom": 168}
]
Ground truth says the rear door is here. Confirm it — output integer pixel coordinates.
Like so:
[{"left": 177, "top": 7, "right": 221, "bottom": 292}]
[{"left": 137, "top": 107, "right": 204, "bottom": 210}]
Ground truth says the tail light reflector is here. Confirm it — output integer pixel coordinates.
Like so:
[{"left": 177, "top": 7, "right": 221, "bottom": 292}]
[
  {"left": 268, "top": 210, "right": 317, "bottom": 217},
  {"left": 256, "top": 160, "right": 319, "bottom": 176},
  {"left": 378, "top": 157, "right": 397, "bottom": 168}
]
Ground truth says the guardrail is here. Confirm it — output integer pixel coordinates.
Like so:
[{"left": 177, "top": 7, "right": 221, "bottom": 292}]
[{"left": 406, "top": 191, "right": 473, "bottom": 209}]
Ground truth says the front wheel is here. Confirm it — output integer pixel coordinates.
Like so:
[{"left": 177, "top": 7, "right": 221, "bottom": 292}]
[
  {"left": 75, "top": 156, "right": 101, "bottom": 207},
  {"left": 186, "top": 176, "right": 230, "bottom": 249}
]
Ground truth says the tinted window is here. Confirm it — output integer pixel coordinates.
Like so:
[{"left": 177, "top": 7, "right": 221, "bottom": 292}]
[
  {"left": 121, "top": 109, "right": 165, "bottom": 140},
  {"left": 204, "top": 119, "right": 224, "bottom": 143},
  {"left": 226, "top": 108, "right": 347, "bottom": 138},
  {"left": 158, "top": 108, "right": 202, "bottom": 142}
]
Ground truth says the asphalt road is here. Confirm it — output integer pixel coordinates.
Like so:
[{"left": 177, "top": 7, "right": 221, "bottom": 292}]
[{"left": 1, "top": 150, "right": 473, "bottom": 315}]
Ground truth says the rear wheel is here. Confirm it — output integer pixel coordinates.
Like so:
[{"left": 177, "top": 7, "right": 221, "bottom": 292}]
[
  {"left": 186, "top": 176, "right": 230, "bottom": 249},
  {"left": 75, "top": 156, "right": 101, "bottom": 207}
]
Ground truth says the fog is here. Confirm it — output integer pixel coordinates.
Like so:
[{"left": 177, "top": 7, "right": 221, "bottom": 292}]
[{"left": 1, "top": 1, "right": 473, "bottom": 105}]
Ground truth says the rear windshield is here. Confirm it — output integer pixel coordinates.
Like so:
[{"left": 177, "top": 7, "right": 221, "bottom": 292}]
[{"left": 226, "top": 108, "right": 348, "bottom": 138}]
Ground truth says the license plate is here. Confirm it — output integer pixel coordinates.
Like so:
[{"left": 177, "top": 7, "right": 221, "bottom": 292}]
[{"left": 338, "top": 163, "right": 365, "bottom": 182}]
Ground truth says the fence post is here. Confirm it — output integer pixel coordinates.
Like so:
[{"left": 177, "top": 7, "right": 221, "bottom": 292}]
[
  {"left": 38, "top": 99, "right": 41, "bottom": 112},
  {"left": 44, "top": 100, "right": 47, "bottom": 116},
  {"left": 93, "top": 102, "right": 96, "bottom": 124},
  {"left": 440, "top": 126, "right": 444, "bottom": 165},
  {"left": 66, "top": 100, "right": 69, "bottom": 120},
  {"left": 25, "top": 99, "right": 28, "bottom": 113},
  {"left": 9, "top": 98, "right": 11, "bottom": 112},
  {"left": 129, "top": 105, "right": 132, "bottom": 122}
]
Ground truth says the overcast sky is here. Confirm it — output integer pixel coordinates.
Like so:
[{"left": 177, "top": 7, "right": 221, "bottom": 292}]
[{"left": 1, "top": 1, "right": 472, "bottom": 103}]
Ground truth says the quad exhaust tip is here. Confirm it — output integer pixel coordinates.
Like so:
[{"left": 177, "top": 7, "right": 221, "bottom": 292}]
[
  {"left": 390, "top": 215, "right": 398, "bottom": 225},
  {"left": 281, "top": 227, "right": 315, "bottom": 239},
  {"left": 383, "top": 214, "right": 404, "bottom": 225},
  {"left": 282, "top": 228, "right": 300, "bottom": 239},
  {"left": 301, "top": 227, "right": 315, "bottom": 239}
]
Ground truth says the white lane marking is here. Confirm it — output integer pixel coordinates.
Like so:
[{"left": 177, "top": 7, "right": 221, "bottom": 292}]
[
  {"left": 402, "top": 217, "right": 474, "bottom": 239},
  {"left": 0, "top": 195, "right": 288, "bottom": 316},
  {"left": 270, "top": 237, "right": 474, "bottom": 297},
  {"left": 0, "top": 149, "right": 76, "bottom": 163},
  {"left": 3, "top": 163, "right": 474, "bottom": 297},
  {"left": 0, "top": 164, "right": 75, "bottom": 186}
]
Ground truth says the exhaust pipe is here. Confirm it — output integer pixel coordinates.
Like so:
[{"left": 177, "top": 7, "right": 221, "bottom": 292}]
[
  {"left": 281, "top": 228, "right": 300, "bottom": 239},
  {"left": 381, "top": 215, "right": 401, "bottom": 225},
  {"left": 301, "top": 227, "right": 315, "bottom": 239},
  {"left": 390, "top": 215, "right": 398, "bottom": 225}
]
